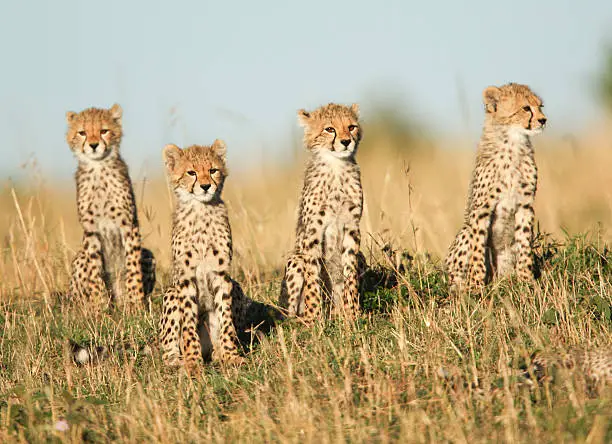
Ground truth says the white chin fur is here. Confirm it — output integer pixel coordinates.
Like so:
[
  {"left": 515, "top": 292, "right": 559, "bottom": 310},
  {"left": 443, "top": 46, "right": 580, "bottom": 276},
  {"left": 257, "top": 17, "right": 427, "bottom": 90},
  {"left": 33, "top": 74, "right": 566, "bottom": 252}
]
[
  {"left": 333, "top": 141, "right": 356, "bottom": 153},
  {"left": 510, "top": 126, "right": 543, "bottom": 137},
  {"left": 525, "top": 127, "right": 544, "bottom": 136},
  {"left": 177, "top": 188, "right": 215, "bottom": 203},
  {"left": 76, "top": 151, "right": 110, "bottom": 163},
  {"left": 76, "top": 145, "right": 113, "bottom": 163},
  {"left": 320, "top": 147, "right": 354, "bottom": 161},
  {"left": 195, "top": 193, "right": 215, "bottom": 203},
  {"left": 333, "top": 150, "right": 354, "bottom": 158}
]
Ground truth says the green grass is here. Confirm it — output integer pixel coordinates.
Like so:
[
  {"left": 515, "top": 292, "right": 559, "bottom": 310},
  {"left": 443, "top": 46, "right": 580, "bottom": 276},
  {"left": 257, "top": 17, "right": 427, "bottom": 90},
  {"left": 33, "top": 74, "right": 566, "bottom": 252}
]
[{"left": 0, "top": 233, "right": 610, "bottom": 442}]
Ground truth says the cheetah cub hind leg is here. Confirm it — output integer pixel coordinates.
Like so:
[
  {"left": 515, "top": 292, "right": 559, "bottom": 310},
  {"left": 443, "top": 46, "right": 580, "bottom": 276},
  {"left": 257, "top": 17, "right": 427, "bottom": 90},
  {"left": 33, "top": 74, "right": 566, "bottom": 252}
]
[
  {"left": 68, "top": 238, "right": 110, "bottom": 310},
  {"left": 159, "top": 287, "right": 184, "bottom": 367},
  {"left": 444, "top": 231, "right": 469, "bottom": 292}
]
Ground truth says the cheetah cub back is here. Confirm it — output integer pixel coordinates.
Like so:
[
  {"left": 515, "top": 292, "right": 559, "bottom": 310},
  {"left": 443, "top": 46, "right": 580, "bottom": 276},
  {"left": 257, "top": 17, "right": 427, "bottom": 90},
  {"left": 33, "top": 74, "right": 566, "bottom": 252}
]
[
  {"left": 280, "top": 103, "right": 364, "bottom": 322},
  {"left": 445, "top": 83, "right": 547, "bottom": 290},
  {"left": 160, "top": 140, "right": 249, "bottom": 368},
  {"left": 65, "top": 104, "right": 154, "bottom": 310}
]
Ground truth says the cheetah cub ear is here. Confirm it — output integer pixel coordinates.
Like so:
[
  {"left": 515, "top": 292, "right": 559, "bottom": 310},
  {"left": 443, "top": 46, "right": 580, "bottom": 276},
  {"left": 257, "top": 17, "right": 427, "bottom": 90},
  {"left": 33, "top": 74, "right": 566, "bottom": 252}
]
[
  {"left": 483, "top": 86, "right": 501, "bottom": 113},
  {"left": 163, "top": 144, "right": 183, "bottom": 173},
  {"left": 110, "top": 103, "right": 123, "bottom": 124},
  {"left": 66, "top": 111, "right": 77, "bottom": 124},
  {"left": 212, "top": 139, "right": 227, "bottom": 160},
  {"left": 297, "top": 109, "right": 311, "bottom": 127},
  {"left": 350, "top": 103, "right": 360, "bottom": 117}
]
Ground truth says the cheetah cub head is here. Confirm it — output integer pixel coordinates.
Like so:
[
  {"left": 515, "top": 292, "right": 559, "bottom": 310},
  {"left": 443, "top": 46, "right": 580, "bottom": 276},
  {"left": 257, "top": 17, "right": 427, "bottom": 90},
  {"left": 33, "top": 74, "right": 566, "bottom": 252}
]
[
  {"left": 163, "top": 140, "right": 228, "bottom": 204},
  {"left": 483, "top": 83, "right": 546, "bottom": 136},
  {"left": 66, "top": 104, "right": 123, "bottom": 162},
  {"left": 298, "top": 103, "right": 362, "bottom": 160}
]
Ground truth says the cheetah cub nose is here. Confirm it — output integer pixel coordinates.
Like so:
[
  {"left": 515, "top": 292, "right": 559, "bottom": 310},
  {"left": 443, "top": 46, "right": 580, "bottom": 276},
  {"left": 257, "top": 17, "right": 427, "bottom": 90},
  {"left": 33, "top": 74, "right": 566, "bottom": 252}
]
[
  {"left": 89, "top": 143, "right": 99, "bottom": 151},
  {"left": 538, "top": 118, "right": 547, "bottom": 125},
  {"left": 340, "top": 139, "right": 351, "bottom": 147},
  {"left": 200, "top": 184, "right": 211, "bottom": 191}
]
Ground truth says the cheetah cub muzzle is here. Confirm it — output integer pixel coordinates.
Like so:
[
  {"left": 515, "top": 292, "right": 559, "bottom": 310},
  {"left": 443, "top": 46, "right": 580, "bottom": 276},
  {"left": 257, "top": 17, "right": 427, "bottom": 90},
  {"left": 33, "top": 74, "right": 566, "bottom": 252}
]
[
  {"left": 160, "top": 140, "right": 249, "bottom": 369},
  {"left": 65, "top": 104, "right": 155, "bottom": 311},
  {"left": 445, "top": 83, "right": 547, "bottom": 291},
  {"left": 280, "top": 103, "right": 364, "bottom": 322}
]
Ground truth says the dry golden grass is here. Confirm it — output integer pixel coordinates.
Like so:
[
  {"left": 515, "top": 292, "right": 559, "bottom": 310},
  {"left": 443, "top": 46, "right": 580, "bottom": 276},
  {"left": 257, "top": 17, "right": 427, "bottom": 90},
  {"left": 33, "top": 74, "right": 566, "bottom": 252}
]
[
  {"left": 3, "top": 128, "right": 611, "bottom": 293},
  {"left": 0, "top": 127, "right": 610, "bottom": 442}
]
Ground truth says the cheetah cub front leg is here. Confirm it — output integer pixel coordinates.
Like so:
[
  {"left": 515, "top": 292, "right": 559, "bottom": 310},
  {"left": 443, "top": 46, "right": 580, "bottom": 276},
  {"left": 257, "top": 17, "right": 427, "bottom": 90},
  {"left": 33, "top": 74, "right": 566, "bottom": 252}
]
[
  {"left": 69, "top": 236, "right": 107, "bottom": 309},
  {"left": 340, "top": 223, "right": 361, "bottom": 318},
  {"left": 160, "top": 140, "right": 244, "bottom": 369},
  {"left": 279, "top": 253, "right": 309, "bottom": 317},
  {"left": 280, "top": 103, "right": 364, "bottom": 322},
  {"left": 445, "top": 83, "right": 546, "bottom": 291}
]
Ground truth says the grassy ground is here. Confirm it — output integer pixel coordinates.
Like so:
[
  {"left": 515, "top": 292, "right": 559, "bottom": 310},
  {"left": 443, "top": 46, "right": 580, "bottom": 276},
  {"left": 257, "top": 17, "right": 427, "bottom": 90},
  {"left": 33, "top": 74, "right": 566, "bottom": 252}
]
[{"left": 0, "top": 131, "right": 611, "bottom": 442}]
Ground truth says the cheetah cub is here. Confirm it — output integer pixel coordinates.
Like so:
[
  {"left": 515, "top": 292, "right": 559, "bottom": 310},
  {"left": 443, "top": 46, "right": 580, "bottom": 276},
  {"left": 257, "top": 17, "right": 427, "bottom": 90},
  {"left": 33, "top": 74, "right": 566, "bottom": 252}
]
[
  {"left": 446, "top": 83, "right": 547, "bottom": 290},
  {"left": 66, "top": 104, "right": 153, "bottom": 310},
  {"left": 526, "top": 346, "right": 612, "bottom": 393},
  {"left": 160, "top": 141, "right": 247, "bottom": 368},
  {"left": 280, "top": 103, "right": 363, "bottom": 322}
]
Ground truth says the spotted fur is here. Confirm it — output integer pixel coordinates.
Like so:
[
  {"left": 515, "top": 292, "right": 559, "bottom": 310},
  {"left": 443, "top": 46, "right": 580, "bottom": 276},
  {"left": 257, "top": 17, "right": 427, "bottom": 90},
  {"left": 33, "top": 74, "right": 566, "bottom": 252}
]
[
  {"left": 66, "top": 104, "right": 154, "bottom": 310},
  {"left": 445, "top": 83, "right": 547, "bottom": 290},
  {"left": 526, "top": 346, "right": 612, "bottom": 393},
  {"left": 159, "top": 141, "right": 248, "bottom": 369},
  {"left": 280, "top": 103, "right": 364, "bottom": 322},
  {"left": 438, "top": 346, "right": 612, "bottom": 399}
]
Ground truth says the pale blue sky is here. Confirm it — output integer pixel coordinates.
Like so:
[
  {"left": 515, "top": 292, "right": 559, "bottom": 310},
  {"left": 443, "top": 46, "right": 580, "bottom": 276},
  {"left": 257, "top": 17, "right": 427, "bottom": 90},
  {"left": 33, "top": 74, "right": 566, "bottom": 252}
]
[{"left": 1, "top": 0, "right": 611, "bottom": 178}]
